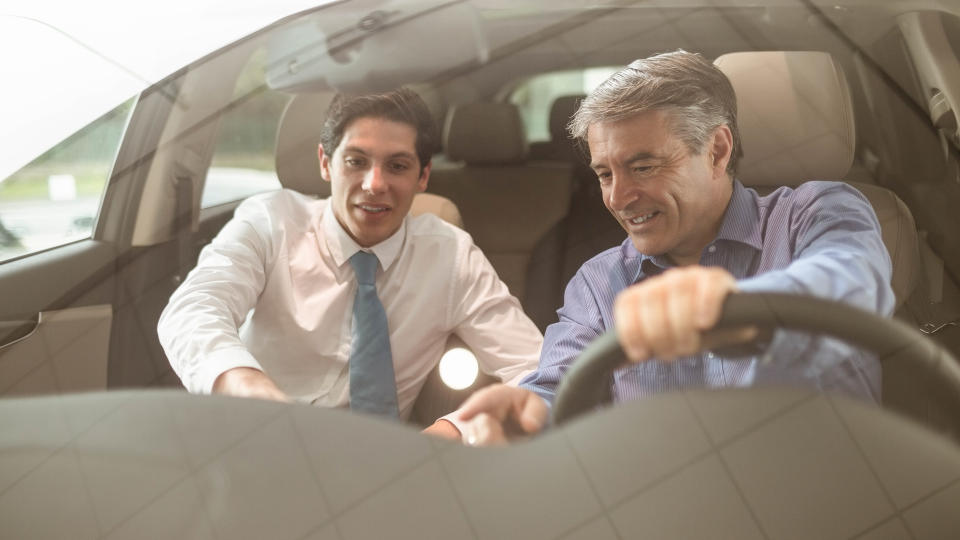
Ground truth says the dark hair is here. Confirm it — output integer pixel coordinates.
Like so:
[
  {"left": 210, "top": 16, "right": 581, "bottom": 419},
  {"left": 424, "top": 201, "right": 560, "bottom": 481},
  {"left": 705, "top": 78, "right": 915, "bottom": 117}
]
[
  {"left": 568, "top": 50, "right": 743, "bottom": 177},
  {"left": 320, "top": 88, "right": 438, "bottom": 174}
]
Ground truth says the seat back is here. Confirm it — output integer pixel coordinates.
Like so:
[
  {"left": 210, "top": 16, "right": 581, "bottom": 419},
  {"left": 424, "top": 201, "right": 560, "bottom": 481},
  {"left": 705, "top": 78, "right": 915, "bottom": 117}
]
[
  {"left": 528, "top": 94, "right": 585, "bottom": 162},
  {"left": 714, "top": 51, "right": 960, "bottom": 439},
  {"left": 274, "top": 92, "right": 464, "bottom": 227},
  {"left": 714, "top": 51, "right": 920, "bottom": 309},
  {"left": 429, "top": 102, "right": 574, "bottom": 303}
]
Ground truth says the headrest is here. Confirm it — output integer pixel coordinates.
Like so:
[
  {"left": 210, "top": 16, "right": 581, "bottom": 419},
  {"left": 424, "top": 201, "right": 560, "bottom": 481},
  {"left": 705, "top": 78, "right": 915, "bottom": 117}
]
[
  {"left": 274, "top": 92, "right": 335, "bottom": 197},
  {"left": 549, "top": 95, "right": 585, "bottom": 142},
  {"left": 410, "top": 192, "right": 464, "bottom": 229},
  {"left": 714, "top": 51, "right": 855, "bottom": 186},
  {"left": 443, "top": 102, "right": 527, "bottom": 165}
]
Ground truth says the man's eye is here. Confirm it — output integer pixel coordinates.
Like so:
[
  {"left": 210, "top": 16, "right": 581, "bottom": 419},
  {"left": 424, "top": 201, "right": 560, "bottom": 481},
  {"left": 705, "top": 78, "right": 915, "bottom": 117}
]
[
  {"left": 633, "top": 165, "right": 655, "bottom": 175},
  {"left": 345, "top": 157, "right": 366, "bottom": 168},
  {"left": 389, "top": 162, "right": 410, "bottom": 173},
  {"left": 596, "top": 171, "right": 612, "bottom": 184}
]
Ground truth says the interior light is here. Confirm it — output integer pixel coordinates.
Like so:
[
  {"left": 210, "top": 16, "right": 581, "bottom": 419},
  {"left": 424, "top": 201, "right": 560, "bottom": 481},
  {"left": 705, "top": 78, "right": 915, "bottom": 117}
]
[{"left": 439, "top": 347, "right": 479, "bottom": 390}]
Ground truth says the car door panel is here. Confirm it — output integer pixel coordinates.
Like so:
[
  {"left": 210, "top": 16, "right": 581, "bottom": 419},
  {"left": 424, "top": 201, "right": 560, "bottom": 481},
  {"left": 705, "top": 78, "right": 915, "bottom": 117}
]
[
  {"left": 1, "top": 305, "right": 112, "bottom": 396},
  {"left": 0, "top": 240, "right": 117, "bottom": 395}
]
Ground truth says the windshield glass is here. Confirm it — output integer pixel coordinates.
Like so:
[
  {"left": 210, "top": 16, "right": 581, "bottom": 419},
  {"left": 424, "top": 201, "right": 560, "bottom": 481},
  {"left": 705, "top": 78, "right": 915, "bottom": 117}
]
[
  {"left": 1, "top": 1, "right": 959, "bottom": 538},
  {"left": 0, "top": 0, "right": 335, "bottom": 181}
]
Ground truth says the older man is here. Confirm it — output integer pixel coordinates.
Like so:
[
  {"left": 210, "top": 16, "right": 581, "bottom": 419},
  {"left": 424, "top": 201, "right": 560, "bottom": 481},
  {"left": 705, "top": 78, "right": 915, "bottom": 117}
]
[{"left": 453, "top": 50, "right": 893, "bottom": 443}]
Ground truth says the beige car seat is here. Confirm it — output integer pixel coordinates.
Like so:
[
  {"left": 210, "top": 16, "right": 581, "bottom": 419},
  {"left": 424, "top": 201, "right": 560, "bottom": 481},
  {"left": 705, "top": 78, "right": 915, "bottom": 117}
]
[
  {"left": 428, "top": 102, "right": 575, "bottom": 303},
  {"left": 713, "top": 51, "right": 960, "bottom": 434},
  {"left": 714, "top": 51, "right": 921, "bottom": 310},
  {"left": 527, "top": 94, "right": 585, "bottom": 162}
]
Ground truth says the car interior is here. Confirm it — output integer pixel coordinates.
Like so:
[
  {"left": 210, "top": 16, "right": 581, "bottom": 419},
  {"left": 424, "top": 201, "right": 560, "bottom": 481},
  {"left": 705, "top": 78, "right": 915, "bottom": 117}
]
[
  {"left": 4, "top": 2, "right": 960, "bottom": 539},
  {"left": 1, "top": 1, "right": 959, "bottom": 435}
]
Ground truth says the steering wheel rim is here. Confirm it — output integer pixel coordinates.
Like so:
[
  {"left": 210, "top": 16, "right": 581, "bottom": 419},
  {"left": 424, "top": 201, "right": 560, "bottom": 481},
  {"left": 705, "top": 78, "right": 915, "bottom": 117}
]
[{"left": 552, "top": 292, "right": 960, "bottom": 426}]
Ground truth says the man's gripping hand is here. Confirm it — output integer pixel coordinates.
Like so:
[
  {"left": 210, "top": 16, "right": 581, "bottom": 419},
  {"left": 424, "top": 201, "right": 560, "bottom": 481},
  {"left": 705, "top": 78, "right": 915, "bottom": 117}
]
[
  {"left": 212, "top": 367, "right": 291, "bottom": 402},
  {"left": 421, "top": 419, "right": 462, "bottom": 440},
  {"left": 613, "top": 266, "right": 756, "bottom": 363},
  {"left": 455, "top": 384, "right": 548, "bottom": 446}
]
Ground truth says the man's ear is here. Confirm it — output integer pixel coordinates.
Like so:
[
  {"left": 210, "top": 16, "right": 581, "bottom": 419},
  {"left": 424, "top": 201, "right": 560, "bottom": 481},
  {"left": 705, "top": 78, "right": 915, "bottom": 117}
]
[
  {"left": 709, "top": 125, "right": 734, "bottom": 178},
  {"left": 416, "top": 161, "right": 432, "bottom": 193},
  {"left": 318, "top": 144, "right": 332, "bottom": 183}
]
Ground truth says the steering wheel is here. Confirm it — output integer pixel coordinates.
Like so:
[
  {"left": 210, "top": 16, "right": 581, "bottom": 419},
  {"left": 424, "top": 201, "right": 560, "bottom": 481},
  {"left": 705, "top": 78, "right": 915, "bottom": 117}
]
[{"left": 552, "top": 293, "right": 960, "bottom": 428}]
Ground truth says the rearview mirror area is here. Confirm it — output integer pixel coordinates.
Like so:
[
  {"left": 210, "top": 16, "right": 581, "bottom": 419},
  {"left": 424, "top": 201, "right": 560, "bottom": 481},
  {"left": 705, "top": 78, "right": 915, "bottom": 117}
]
[{"left": 266, "top": 2, "right": 489, "bottom": 93}]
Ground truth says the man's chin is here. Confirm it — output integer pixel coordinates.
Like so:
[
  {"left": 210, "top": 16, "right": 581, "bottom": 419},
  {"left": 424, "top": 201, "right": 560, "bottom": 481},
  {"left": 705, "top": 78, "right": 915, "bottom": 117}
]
[
  {"left": 628, "top": 236, "right": 669, "bottom": 257},
  {"left": 351, "top": 222, "right": 402, "bottom": 247}
]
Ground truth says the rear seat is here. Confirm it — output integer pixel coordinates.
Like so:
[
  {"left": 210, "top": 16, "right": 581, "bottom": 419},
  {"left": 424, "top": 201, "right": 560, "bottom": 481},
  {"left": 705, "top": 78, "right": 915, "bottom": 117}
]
[
  {"left": 528, "top": 94, "right": 585, "bottom": 162},
  {"left": 529, "top": 95, "right": 629, "bottom": 289},
  {"left": 428, "top": 102, "right": 575, "bottom": 308}
]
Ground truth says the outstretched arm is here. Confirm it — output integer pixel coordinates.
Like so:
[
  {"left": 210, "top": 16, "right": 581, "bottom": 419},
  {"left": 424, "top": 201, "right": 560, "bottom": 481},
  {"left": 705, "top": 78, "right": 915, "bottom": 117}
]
[
  {"left": 424, "top": 238, "right": 543, "bottom": 440},
  {"left": 213, "top": 367, "right": 290, "bottom": 402},
  {"left": 435, "top": 267, "right": 607, "bottom": 444},
  {"left": 157, "top": 196, "right": 281, "bottom": 398}
]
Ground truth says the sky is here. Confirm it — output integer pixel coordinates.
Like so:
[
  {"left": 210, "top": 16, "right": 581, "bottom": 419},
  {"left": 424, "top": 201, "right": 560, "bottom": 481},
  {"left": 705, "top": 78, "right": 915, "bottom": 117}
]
[{"left": 0, "top": 0, "right": 336, "bottom": 181}]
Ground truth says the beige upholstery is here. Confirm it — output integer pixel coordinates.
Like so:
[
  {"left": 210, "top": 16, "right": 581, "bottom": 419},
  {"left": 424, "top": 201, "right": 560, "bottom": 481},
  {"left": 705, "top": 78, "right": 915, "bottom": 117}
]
[
  {"left": 443, "top": 103, "right": 528, "bottom": 165},
  {"left": 549, "top": 95, "right": 584, "bottom": 144},
  {"left": 274, "top": 92, "right": 335, "bottom": 198},
  {"left": 528, "top": 94, "right": 585, "bottom": 162},
  {"left": 273, "top": 93, "right": 463, "bottom": 228},
  {"left": 408, "top": 192, "right": 463, "bottom": 228},
  {"left": 715, "top": 51, "right": 920, "bottom": 307},
  {"left": 430, "top": 102, "right": 574, "bottom": 300},
  {"left": 715, "top": 51, "right": 856, "bottom": 187}
]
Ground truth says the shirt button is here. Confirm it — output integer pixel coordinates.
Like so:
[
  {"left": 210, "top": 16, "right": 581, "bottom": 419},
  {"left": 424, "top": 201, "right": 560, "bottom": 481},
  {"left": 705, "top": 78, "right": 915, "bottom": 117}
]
[
  {"left": 708, "top": 245, "right": 717, "bottom": 253},
  {"left": 707, "top": 352, "right": 716, "bottom": 359}
]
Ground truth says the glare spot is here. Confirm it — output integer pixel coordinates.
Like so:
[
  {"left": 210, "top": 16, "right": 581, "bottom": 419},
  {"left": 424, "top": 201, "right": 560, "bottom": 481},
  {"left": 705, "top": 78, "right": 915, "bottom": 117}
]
[{"left": 439, "top": 347, "right": 479, "bottom": 390}]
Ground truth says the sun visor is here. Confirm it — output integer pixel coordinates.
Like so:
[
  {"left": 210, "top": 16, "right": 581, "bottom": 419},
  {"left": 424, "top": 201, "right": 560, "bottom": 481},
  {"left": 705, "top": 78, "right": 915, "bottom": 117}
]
[{"left": 265, "top": 3, "right": 489, "bottom": 93}]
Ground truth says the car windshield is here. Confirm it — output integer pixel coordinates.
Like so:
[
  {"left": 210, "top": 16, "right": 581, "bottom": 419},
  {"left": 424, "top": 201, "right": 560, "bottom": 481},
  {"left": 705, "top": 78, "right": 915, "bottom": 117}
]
[{"left": 1, "top": 1, "right": 959, "bottom": 537}]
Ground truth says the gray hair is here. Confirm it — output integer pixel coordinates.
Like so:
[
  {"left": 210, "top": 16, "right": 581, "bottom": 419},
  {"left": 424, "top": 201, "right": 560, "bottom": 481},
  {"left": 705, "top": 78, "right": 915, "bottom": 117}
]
[{"left": 568, "top": 50, "right": 743, "bottom": 176}]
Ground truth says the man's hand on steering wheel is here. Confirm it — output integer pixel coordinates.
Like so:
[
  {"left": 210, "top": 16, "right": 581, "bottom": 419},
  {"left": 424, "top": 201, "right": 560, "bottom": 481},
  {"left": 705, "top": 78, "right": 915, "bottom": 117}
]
[
  {"left": 613, "top": 266, "right": 757, "bottom": 362},
  {"left": 456, "top": 266, "right": 758, "bottom": 446}
]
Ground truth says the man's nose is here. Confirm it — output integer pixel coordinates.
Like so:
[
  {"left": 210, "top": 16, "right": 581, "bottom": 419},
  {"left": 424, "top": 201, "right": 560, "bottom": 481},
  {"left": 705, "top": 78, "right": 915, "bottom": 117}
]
[
  {"left": 361, "top": 165, "right": 387, "bottom": 194},
  {"left": 606, "top": 173, "right": 635, "bottom": 211}
]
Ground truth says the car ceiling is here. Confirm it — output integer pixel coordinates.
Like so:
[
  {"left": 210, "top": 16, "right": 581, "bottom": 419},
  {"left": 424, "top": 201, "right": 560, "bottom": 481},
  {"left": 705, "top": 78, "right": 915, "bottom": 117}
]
[
  {"left": 115, "top": 0, "right": 960, "bottom": 250},
  {"left": 260, "top": 0, "right": 955, "bottom": 102}
]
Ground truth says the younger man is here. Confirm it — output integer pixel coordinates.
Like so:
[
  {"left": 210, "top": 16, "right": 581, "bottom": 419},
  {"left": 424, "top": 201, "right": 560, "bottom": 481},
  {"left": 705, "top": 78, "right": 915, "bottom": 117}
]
[{"left": 159, "top": 88, "right": 541, "bottom": 436}]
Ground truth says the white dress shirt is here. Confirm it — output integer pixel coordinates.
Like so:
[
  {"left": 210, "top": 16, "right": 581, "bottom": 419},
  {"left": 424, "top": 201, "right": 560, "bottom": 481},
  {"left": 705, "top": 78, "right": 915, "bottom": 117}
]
[{"left": 158, "top": 189, "right": 542, "bottom": 419}]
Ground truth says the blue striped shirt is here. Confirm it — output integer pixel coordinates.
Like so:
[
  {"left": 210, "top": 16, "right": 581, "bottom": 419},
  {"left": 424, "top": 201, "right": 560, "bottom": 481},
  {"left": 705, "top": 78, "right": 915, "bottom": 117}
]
[{"left": 520, "top": 180, "right": 895, "bottom": 406}]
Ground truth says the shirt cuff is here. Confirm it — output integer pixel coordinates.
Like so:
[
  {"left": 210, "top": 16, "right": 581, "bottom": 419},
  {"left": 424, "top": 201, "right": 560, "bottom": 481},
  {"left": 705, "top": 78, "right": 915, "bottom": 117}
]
[
  {"left": 191, "top": 347, "right": 265, "bottom": 395},
  {"left": 439, "top": 410, "right": 469, "bottom": 438},
  {"left": 442, "top": 393, "right": 553, "bottom": 442}
]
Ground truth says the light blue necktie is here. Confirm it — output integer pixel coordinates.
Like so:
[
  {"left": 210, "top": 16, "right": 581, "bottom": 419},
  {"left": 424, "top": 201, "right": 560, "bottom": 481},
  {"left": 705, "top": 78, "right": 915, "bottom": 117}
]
[{"left": 348, "top": 251, "right": 399, "bottom": 418}]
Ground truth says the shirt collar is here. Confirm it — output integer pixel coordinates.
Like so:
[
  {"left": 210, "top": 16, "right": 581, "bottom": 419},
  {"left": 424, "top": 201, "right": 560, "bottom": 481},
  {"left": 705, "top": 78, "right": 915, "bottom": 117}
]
[
  {"left": 714, "top": 180, "right": 763, "bottom": 251},
  {"left": 321, "top": 203, "right": 407, "bottom": 273},
  {"left": 627, "top": 180, "right": 762, "bottom": 283},
  {"left": 627, "top": 246, "right": 670, "bottom": 284}
]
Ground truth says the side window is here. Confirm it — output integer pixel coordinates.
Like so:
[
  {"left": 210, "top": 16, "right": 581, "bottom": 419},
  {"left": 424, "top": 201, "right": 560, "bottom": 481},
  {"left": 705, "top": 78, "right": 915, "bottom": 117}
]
[
  {"left": 0, "top": 97, "right": 135, "bottom": 263},
  {"left": 202, "top": 49, "right": 289, "bottom": 208},
  {"left": 509, "top": 67, "right": 619, "bottom": 142}
]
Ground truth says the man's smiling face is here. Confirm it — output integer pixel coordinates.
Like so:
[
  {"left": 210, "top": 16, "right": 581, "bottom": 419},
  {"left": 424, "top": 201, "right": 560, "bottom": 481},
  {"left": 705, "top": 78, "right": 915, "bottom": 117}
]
[
  {"left": 320, "top": 116, "right": 430, "bottom": 247},
  {"left": 588, "top": 109, "right": 733, "bottom": 266}
]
